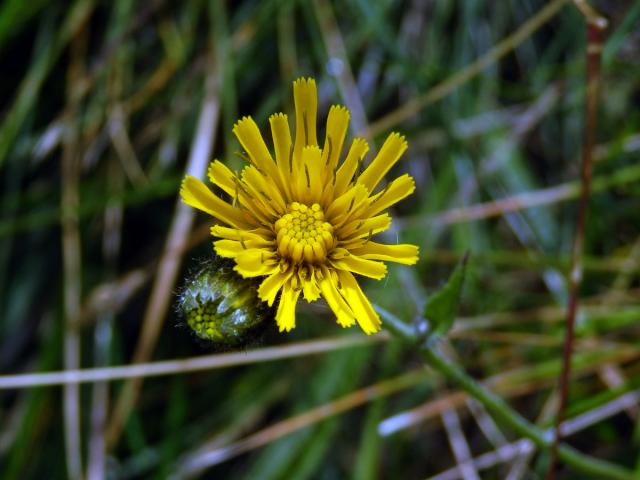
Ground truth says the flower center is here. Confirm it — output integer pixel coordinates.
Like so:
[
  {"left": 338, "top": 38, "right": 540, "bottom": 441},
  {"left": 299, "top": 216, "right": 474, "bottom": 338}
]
[{"left": 274, "top": 202, "right": 335, "bottom": 264}]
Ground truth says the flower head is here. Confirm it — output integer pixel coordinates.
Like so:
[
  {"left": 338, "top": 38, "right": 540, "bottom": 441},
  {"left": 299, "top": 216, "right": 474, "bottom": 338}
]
[{"left": 181, "top": 78, "right": 418, "bottom": 334}]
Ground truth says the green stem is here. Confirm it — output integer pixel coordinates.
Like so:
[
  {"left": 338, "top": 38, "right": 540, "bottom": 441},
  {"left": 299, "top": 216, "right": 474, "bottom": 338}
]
[{"left": 377, "top": 306, "right": 633, "bottom": 480}]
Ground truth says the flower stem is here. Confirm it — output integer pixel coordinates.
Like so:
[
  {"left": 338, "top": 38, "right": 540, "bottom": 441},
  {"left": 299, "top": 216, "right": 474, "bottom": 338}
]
[{"left": 377, "top": 306, "right": 632, "bottom": 480}]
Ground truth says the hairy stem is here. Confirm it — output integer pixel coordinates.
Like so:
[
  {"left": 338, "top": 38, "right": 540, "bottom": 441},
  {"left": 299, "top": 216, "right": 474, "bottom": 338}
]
[{"left": 377, "top": 307, "right": 632, "bottom": 480}]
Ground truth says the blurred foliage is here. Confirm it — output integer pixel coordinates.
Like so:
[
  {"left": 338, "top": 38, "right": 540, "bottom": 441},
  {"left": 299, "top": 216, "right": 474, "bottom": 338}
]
[{"left": 0, "top": 0, "right": 639, "bottom": 479}]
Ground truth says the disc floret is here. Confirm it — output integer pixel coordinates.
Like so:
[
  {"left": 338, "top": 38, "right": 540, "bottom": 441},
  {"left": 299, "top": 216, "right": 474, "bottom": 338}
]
[{"left": 275, "top": 202, "right": 334, "bottom": 264}]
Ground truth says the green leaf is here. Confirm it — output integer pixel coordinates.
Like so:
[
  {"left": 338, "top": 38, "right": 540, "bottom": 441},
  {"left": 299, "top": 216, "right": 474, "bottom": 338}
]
[{"left": 423, "top": 253, "right": 469, "bottom": 337}]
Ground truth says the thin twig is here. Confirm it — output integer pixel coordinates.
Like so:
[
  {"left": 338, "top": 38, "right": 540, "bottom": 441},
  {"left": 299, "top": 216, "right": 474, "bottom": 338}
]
[
  {"left": 441, "top": 343, "right": 493, "bottom": 479},
  {"left": 442, "top": 408, "right": 481, "bottom": 480},
  {"left": 0, "top": 334, "right": 386, "bottom": 389},
  {"left": 547, "top": 7, "right": 607, "bottom": 478},
  {"left": 572, "top": 0, "right": 610, "bottom": 29},
  {"left": 428, "top": 439, "right": 535, "bottom": 480},
  {"left": 466, "top": 398, "right": 508, "bottom": 449}
]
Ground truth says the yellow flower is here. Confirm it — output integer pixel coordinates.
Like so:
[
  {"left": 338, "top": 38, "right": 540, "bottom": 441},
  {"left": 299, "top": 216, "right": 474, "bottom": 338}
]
[{"left": 181, "top": 78, "right": 418, "bottom": 334}]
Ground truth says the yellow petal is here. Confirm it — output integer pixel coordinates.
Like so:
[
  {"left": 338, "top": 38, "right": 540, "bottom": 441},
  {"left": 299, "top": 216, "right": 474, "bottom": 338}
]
[
  {"left": 242, "top": 165, "right": 286, "bottom": 214},
  {"left": 322, "top": 105, "right": 350, "bottom": 172},
  {"left": 336, "top": 270, "right": 381, "bottom": 334},
  {"left": 293, "top": 78, "right": 318, "bottom": 159},
  {"left": 233, "top": 248, "right": 278, "bottom": 278},
  {"left": 275, "top": 284, "right": 301, "bottom": 332},
  {"left": 214, "top": 236, "right": 273, "bottom": 257},
  {"left": 233, "top": 116, "right": 286, "bottom": 193},
  {"left": 213, "top": 239, "right": 244, "bottom": 258},
  {"left": 291, "top": 266, "right": 319, "bottom": 302},
  {"left": 326, "top": 183, "right": 368, "bottom": 221},
  {"left": 318, "top": 267, "right": 355, "bottom": 327},
  {"left": 258, "top": 269, "right": 292, "bottom": 306},
  {"left": 333, "top": 138, "right": 369, "bottom": 197},
  {"left": 233, "top": 116, "right": 274, "bottom": 168},
  {"left": 340, "top": 214, "right": 391, "bottom": 239},
  {"left": 227, "top": 174, "right": 276, "bottom": 225},
  {"left": 350, "top": 242, "right": 419, "bottom": 265},
  {"left": 366, "top": 174, "right": 416, "bottom": 217},
  {"left": 207, "top": 160, "right": 237, "bottom": 196},
  {"left": 357, "top": 133, "right": 407, "bottom": 192},
  {"left": 330, "top": 254, "right": 387, "bottom": 280},
  {"left": 180, "top": 176, "right": 252, "bottom": 229},
  {"left": 327, "top": 184, "right": 370, "bottom": 228},
  {"left": 210, "top": 225, "right": 273, "bottom": 244},
  {"left": 269, "top": 112, "right": 293, "bottom": 199},
  {"left": 302, "top": 279, "right": 321, "bottom": 302},
  {"left": 296, "top": 145, "right": 323, "bottom": 205}
]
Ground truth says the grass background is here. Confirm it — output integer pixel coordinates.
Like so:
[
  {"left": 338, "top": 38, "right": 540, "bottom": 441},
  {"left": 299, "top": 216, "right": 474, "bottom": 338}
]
[{"left": 1, "top": 0, "right": 639, "bottom": 478}]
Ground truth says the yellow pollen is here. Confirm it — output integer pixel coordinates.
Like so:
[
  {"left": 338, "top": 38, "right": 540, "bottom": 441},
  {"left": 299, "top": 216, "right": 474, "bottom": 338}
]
[{"left": 275, "top": 202, "right": 334, "bottom": 264}]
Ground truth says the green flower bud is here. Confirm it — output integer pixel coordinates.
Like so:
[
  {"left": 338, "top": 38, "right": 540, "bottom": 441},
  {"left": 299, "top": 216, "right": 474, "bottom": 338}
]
[{"left": 179, "top": 258, "right": 273, "bottom": 345}]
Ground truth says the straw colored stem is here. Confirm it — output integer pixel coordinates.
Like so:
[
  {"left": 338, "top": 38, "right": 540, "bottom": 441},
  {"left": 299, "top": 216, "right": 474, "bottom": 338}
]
[
  {"left": 59, "top": 19, "right": 91, "bottom": 480},
  {"left": 0, "top": 335, "right": 385, "bottom": 390}
]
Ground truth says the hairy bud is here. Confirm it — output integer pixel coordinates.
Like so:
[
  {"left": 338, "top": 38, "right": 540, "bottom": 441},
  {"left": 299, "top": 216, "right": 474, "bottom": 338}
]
[{"left": 179, "top": 258, "right": 273, "bottom": 345}]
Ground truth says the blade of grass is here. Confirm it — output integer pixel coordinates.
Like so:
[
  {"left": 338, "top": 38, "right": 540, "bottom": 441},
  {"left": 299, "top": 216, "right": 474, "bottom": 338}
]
[
  {"left": 0, "top": 0, "right": 95, "bottom": 169},
  {"left": 366, "top": 0, "right": 570, "bottom": 136}
]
